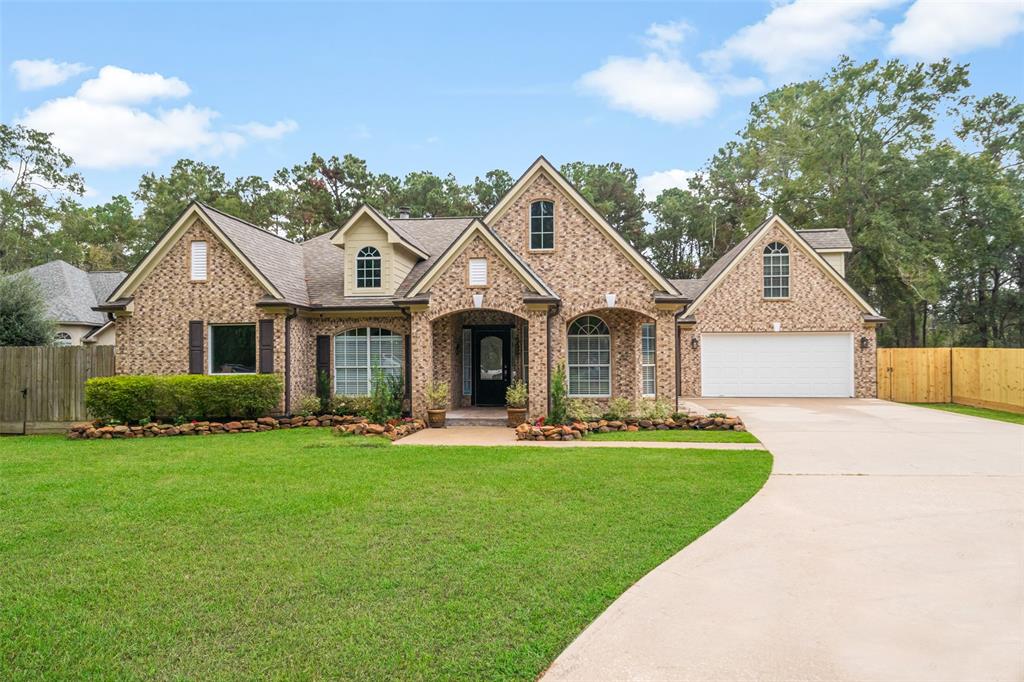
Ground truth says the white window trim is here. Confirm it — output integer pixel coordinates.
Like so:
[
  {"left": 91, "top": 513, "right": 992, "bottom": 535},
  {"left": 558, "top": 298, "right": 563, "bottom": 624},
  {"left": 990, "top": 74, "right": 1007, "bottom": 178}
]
[
  {"left": 190, "top": 240, "right": 208, "bottom": 281},
  {"left": 567, "top": 315, "right": 611, "bottom": 398},
  {"left": 333, "top": 328, "right": 403, "bottom": 397},
  {"left": 208, "top": 323, "right": 257, "bottom": 375},
  {"left": 641, "top": 322, "right": 656, "bottom": 397},
  {"left": 53, "top": 331, "right": 73, "bottom": 347}
]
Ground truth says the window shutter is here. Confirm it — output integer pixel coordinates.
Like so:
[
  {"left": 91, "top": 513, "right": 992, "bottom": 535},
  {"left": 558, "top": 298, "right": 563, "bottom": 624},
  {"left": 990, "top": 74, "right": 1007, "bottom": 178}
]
[
  {"left": 315, "top": 335, "right": 331, "bottom": 400},
  {"left": 468, "top": 258, "right": 487, "bottom": 285},
  {"left": 259, "top": 319, "right": 274, "bottom": 373},
  {"left": 188, "top": 321, "right": 204, "bottom": 374},
  {"left": 190, "top": 241, "right": 207, "bottom": 280}
]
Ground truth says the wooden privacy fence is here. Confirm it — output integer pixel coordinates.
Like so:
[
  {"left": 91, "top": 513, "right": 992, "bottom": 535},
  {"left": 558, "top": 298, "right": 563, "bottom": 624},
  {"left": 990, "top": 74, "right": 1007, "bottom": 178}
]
[
  {"left": 877, "top": 347, "right": 1024, "bottom": 414},
  {"left": 0, "top": 346, "right": 115, "bottom": 434}
]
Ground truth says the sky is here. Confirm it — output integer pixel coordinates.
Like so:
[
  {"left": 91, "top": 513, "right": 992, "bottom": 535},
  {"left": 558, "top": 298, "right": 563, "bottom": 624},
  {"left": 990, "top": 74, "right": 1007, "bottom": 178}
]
[{"left": 2, "top": 1, "right": 1023, "bottom": 206}]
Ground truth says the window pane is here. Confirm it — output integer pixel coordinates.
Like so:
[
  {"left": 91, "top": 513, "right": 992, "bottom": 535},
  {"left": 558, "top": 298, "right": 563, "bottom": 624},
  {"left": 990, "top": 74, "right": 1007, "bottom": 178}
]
[
  {"left": 479, "top": 335, "right": 503, "bottom": 380},
  {"left": 210, "top": 325, "right": 256, "bottom": 374}
]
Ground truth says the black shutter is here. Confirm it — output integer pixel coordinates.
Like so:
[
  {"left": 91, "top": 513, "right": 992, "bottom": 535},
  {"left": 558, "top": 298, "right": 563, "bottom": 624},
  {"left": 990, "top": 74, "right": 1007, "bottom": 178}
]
[
  {"left": 188, "top": 321, "right": 204, "bottom": 374},
  {"left": 315, "top": 335, "right": 331, "bottom": 400},
  {"left": 259, "top": 319, "right": 275, "bottom": 373}
]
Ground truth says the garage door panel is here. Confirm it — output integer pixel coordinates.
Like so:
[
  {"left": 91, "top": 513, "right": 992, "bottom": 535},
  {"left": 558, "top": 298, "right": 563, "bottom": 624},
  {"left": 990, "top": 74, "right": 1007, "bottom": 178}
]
[{"left": 701, "top": 333, "right": 853, "bottom": 397}]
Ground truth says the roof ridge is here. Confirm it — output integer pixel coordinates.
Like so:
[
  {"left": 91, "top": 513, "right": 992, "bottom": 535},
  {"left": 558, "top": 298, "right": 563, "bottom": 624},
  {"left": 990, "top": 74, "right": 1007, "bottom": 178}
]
[
  {"left": 796, "top": 228, "right": 845, "bottom": 232},
  {"left": 390, "top": 215, "right": 481, "bottom": 221},
  {"left": 195, "top": 201, "right": 298, "bottom": 246}
]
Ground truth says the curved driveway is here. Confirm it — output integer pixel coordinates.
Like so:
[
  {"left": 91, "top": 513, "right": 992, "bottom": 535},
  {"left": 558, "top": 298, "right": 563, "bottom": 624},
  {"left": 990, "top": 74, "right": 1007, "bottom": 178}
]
[{"left": 544, "top": 399, "right": 1024, "bottom": 682}]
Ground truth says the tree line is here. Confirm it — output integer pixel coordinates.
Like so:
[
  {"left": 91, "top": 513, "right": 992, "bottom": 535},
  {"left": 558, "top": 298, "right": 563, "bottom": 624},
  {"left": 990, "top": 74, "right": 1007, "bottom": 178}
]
[{"left": 1, "top": 57, "right": 1020, "bottom": 348}]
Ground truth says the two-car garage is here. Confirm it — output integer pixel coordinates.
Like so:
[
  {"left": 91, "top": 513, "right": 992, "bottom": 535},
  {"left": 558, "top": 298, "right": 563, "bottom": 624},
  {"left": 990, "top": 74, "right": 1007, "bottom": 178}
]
[{"left": 700, "top": 333, "right": 854, "bottom": 398}]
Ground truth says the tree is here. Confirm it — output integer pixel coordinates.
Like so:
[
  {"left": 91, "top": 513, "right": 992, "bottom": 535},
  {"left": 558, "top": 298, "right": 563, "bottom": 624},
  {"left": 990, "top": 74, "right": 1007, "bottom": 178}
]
[
  {"left": 0, "top": 274, "right": 55, "bottom": 346},
  {"left": 469, "top": 169, "right": 514, "bottom": 213},
  {"left": 0, "top": 124, "right": 85, "bottom": 273},
  {"left": 559, "top": 161, "right": 647, "bottom": 247}
]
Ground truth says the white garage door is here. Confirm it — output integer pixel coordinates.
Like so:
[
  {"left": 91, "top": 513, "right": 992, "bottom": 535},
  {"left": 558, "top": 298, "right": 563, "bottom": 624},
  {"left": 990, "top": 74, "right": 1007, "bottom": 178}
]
[{"left": 701, "top": 333, "right": 854, "bottom": 397}]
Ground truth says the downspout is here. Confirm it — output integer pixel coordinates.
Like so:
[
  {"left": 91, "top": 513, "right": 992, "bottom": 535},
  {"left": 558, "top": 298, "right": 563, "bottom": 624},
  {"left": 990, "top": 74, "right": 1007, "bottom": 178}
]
[
  {"left": 284, "top": 308, "right": 297, "bottom": 415},
  {"left": 674, "top": 309, "right": 683, "bottom": 406}
]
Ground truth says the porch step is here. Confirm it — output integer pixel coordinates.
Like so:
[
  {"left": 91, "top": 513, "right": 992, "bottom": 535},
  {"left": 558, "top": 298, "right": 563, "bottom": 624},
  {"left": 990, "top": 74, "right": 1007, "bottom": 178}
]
[{"left": 445, "top": 416, "right": 509, "bottom": 428}]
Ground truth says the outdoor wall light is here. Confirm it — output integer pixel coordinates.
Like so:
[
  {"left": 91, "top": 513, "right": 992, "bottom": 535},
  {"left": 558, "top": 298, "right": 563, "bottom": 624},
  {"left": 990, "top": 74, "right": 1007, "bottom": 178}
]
[
  {"left": 605, "top": 293, "right": 617, "bottom": 308},
  {"left": 772, "top": 321, "right": 782, "bottom": 332},
  {"left": 860, "top": 336, "right": 870, "bottom": 350},
  {"left": 690, "top": 337, "right": 699, "bottom": 350},
  {"left": 472, "top": 293, "right": 484, "bottom": 309}
]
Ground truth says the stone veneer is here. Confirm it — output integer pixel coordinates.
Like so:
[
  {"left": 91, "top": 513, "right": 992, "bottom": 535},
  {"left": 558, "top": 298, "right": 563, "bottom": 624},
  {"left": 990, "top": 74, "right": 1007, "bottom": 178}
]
[
  {"left": 114, "top": 219, "right": 286, "bottom": 404},
  {"left": 678, "top": 222, "right": 877, "bottom": 398}
]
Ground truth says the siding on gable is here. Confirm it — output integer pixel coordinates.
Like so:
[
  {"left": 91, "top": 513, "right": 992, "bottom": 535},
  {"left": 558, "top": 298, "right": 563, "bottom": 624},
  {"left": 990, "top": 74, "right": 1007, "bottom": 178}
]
[{"left": 342, "top": 216, "right": 418, "bottom": 296}]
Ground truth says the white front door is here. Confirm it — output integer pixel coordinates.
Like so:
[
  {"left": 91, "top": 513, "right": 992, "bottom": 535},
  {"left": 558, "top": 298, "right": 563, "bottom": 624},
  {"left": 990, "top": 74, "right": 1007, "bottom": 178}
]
[{"left": 701, "top": 333, "right": 854, "bottom": 397}]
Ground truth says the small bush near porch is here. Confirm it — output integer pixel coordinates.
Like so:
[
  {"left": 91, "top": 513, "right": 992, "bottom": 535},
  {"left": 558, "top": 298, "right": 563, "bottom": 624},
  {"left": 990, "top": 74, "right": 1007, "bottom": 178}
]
[{"left": 0, "top": 430, "right": 769, "bottom": 680}]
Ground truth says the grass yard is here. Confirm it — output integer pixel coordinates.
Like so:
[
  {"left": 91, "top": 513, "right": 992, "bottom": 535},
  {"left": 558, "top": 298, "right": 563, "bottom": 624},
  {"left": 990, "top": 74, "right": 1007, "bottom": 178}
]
[
  {"left": 0, "top": 429, "right": 770, "bottom": 681},
  {"left": 911, "top": 402, "right": 1024, "bottom": 425},
  {"left": 585, "top": 429, "right": 760, "bottom": 443}
]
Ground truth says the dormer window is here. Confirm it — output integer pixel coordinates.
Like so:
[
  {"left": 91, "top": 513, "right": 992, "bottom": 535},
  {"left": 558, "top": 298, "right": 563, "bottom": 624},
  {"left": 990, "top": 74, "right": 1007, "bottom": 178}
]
[
  {"left": 530, "top": 200, "right": 554, "bottom": 250},
  {"left": 356, "top": 246, "right": 382, "bottom": 288},
  {"left": 763, "top": 242, "right": 789, "bottom": 298}
]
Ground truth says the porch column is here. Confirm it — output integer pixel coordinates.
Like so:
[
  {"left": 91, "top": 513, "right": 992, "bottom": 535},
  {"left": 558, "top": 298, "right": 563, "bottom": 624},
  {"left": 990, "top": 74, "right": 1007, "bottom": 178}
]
[
  {"left": 526, "top": 307, "right": 549, "bottom": 419},
  {"left": 655, "top": 308, "right": 677, "bottom": 402},
  {"left": 410, "top": 307, "right": 433, "bottom": 419}
]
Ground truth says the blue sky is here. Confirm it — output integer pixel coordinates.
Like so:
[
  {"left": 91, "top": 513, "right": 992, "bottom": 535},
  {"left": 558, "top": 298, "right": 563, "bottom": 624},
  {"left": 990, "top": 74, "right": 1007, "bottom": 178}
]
[{"left": 3, "top": 1, "right": 1022, "bottom": 205}]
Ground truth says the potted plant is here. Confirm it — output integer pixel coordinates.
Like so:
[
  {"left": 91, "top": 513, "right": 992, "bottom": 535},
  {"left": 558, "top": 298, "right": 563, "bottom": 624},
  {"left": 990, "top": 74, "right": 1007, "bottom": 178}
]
[
  {"left": 425, "top": 380, "right": 449, "bottom": 428},
  {"left": 505, "top": 379, "right": 528, "bottom": 427}
]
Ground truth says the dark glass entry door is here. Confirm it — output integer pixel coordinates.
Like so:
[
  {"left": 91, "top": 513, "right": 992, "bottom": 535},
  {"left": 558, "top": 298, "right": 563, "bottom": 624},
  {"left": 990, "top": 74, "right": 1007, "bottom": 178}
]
[{"left": 473, "top": 328, "right": 510, "bottom": 406}]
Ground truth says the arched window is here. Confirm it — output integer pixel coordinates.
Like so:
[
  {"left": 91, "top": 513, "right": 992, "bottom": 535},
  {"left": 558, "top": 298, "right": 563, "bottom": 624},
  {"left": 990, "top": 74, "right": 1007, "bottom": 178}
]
[
  {"left": 568, "top": 315, "right": 610, "bottom": 397},
  {"left": 53, "top": 331, "right": 72, "bottom": 347},
  {"left": 530, "top": 200, "right": 554, "bottom": 250},
  {"left": 356, "top": 246, "right": 382, "bottom": 288},
  {"left": 334, "top": 328, "right": 403, "bottom": 396},
  {"left": 763, "top": 242, "right": 789, "bottom": 298}
]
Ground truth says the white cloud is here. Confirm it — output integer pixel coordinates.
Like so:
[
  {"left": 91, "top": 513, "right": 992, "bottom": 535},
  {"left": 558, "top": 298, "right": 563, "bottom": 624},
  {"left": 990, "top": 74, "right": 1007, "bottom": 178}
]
[
  {"left": 236, "top": 119, "right": 299, "bottom": 140},
  {"left": 889, "top": 0, "right": 1024, "bottom": 59},
  {"left": 578, "top": 54, "right": 719, "bottom": 123},
  {"left": 703, "top": 0, "right": 898, "bottom": 78},
  {"left": 720, "top": 75, "right": 766, "bottom": 96},
  {"left": 76, "top": 65, "right": 190, "bottom": 104},
  {"left": 643, "top": 20, "right": 693, "bottom": 54},
  {"left": 10, "top": 59, "right": 90, "bottom": 90},
  {"left": 638, "top": 169, "right": 698, "bottom": 198},
  {"left": 16, "top": 65, "right": 293, "bottom": 169}
]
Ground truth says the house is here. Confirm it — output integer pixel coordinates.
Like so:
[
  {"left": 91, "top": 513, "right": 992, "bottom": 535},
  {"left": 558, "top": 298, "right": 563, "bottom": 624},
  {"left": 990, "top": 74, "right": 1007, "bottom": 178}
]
[
  {"left": 98, "top": 156, "right": 884, "bottom": 418},
  {"left": 19, "top": 260, "right": 125, "bottom": 346}
]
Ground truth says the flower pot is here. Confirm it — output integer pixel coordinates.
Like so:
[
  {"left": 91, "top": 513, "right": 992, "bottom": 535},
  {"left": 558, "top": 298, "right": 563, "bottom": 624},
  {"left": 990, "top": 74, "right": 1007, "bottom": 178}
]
[
  {"left": 506, "top": 407, "right": 527, "bottom": 428},
  {"left": 427, "top": 409, "right": 447, "bottom": 428}
]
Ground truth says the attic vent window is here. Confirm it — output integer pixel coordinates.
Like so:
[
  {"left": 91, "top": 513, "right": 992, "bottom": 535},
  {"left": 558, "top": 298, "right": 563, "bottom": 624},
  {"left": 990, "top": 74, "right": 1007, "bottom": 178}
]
[
  {"left": 190, "top": 241, "right": 207, "bottom": 281},
  {"left": 468, "top": 258, "right": 488, "bottom": 286}
]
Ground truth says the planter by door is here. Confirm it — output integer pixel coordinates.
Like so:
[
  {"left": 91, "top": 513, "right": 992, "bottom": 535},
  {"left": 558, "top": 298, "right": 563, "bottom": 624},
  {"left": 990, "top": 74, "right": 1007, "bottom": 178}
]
[{"left": 473, "top": 327, "right": 511, "bottom": 406}]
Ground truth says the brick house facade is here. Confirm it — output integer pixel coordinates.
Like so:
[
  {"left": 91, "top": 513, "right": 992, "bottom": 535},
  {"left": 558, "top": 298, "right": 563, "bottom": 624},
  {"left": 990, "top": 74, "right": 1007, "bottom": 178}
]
[{"left": 99, "top": 156, "right": 884, "bottom": 418}]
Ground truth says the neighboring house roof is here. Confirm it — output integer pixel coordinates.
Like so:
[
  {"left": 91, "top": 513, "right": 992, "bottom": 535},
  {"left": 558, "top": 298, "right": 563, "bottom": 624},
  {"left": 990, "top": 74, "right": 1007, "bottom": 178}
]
[{"left": 20, "top": 260, "right": 125, "bottom": 326}]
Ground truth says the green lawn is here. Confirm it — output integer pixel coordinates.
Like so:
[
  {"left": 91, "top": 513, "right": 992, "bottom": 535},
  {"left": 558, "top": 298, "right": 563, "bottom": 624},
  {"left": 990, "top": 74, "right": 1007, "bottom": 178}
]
[
  {"left": 911, "top": 402, "right": 1024, "bottom": 425},
  {"left": 0, "top": 430, "right": 770, "bottom": 681},
  {"left": 585, "top": 429, "right": 760, "bottom": 443}
]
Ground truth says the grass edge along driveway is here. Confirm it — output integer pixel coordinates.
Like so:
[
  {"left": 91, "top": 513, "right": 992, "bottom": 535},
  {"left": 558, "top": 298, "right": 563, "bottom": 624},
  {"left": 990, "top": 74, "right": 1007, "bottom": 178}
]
[
  {"left": 911, "top": 402, "right": 1024, "bottom": 425},
  {"left": 585, "top": 429, "right": 760, "bottom": 443},
  {"left": 0, "top": 430, "right": 771, "bottom": 681}
]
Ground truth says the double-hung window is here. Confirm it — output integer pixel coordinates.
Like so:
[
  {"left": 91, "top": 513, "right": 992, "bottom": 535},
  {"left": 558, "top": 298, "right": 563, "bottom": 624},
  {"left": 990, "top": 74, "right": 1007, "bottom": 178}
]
[
  {"left": 334, "top": 328, "right": 403, "bottom": 396},
  {"left": 641, "top": 323, "right": 656, "bottom": 397},
  {"left": 568, "top": 315, "right": 610, "bottom": 397}
]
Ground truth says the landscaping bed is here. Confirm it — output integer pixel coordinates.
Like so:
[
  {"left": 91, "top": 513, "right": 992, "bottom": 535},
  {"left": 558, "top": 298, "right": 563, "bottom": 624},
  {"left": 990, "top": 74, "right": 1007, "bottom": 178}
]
[
  {"left": 515, "top": 413, "right": 746, "bottom": 441},
  {"left": 68, "top": 415, "right": 426, "bottom": 441}
]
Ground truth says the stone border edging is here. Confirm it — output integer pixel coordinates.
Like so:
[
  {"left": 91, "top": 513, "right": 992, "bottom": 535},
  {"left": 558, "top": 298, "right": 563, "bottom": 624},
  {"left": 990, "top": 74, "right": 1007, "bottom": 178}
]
[
  {"left": 515, "top": 414, "right": 745, "bottom": 441},
  {"left": 67, "top": 415, "right": 426, "bottom": 441}
]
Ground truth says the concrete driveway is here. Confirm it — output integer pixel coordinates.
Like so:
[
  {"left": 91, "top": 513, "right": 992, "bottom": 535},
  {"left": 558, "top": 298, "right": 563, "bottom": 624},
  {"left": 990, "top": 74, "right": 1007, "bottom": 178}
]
[{"left": 544, "top": 399, "right": 1024, "bottom": 682}]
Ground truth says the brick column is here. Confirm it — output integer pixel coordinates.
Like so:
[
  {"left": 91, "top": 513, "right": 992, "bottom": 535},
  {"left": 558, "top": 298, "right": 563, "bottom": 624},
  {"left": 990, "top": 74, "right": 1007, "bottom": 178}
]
[
  {"left": 656, "top": 309, "right": 677, "bottom": 402},
  {"left": 526, "top": 309, "right": 549, "bottom": 419},
  {"left": 410, "top": 308, "right": 433, "bottom": 419}
]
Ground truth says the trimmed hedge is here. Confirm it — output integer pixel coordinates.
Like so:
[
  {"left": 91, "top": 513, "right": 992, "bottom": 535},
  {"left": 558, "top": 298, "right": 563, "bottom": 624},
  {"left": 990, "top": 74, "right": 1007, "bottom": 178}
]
[{"left": 86, "top": 375, "right": 283, "bottom": 423}]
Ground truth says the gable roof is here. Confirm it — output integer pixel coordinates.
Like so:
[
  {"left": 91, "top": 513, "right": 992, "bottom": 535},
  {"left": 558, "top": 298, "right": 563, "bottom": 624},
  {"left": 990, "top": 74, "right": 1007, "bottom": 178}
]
[
  {"left": 19, "top": 260, "right": 125, "bottom": 326},
  {"left": 682, "top": 215, "right": 879, "bottom": 317},
  {"left": 405, "top": 219, "right": 554, "bottom": 298},
  {"left": 798, "top": 228, "right": 853, "bottom": 251},
  {"left": 329, "top": 204, "right": 430, "bottom": 259},
  {"left": 484, "top": 156, "right": 679, "bottom": 294}
]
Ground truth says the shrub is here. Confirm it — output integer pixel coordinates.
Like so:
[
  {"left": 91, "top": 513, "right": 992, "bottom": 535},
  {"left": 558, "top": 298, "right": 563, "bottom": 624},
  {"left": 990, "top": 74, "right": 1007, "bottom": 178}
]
[
  {"left": 425, "top": 380, "right": 449, "bottom": 410},
  {"left": 367, "top": 367, "right": 403, "bottom": 424},
  {"left": 296, "top": 394, "right": 322, "bottom": 417},
  {"left": 604, "top": 397, "right": 635, "bottom": 421},
  {"left": 505, "top": 379, "right": 528, "bottom": 408},
  {"left": 330, "top": 395, "right": 372, "bottom": 417},
  {"left": 0, "top": 274, "right": 55, "bottom": 346},
  {"left": 567, "top": 398, "right": 600, "bottom": 422},
  {"left": 637, "top": 398, "right": 673, "bottom": 420},
  {"left": 549, "top": 362, "right": 569, "bottom": 425},
  {"left": 85, "top": 374, "right": 282, "bottom": 423},
  {"left": 316, "top": 370, "right": 331, "bottom": 412}
]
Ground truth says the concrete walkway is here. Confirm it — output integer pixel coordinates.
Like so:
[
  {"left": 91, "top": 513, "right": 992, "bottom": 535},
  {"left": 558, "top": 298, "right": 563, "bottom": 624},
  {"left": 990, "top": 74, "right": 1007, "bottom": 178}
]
[
  {"left": 544, "top": 399, "right": 1024, "bottom": 682},
  {"left": 394, "top": 425, "right": 766, "bottom": 450}
]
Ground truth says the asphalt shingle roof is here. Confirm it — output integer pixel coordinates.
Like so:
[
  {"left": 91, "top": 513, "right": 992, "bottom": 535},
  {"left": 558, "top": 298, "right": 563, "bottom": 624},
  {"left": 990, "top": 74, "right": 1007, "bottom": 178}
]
[{"left": 20, "top": 260, "right": 125, "bottom": 326}]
